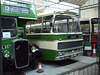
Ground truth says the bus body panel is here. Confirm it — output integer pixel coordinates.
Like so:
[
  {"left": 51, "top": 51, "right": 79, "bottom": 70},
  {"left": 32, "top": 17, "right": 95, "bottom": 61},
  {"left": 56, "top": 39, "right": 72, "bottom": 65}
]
[
  {"left": 26, "top": 12, "right": 83, "bottom": 61},
  {"left": 1, "top": 0, "right": 37, "bottom": 18},
  {"left": 27, "top": 34, "right": 83, "bottom": 60},
  {"left": 39, "top": 48, "right": 83, "bottom": 60},
  {"left": 2, "top": 37, "right": 18, "bottom": 58},
  {"left": 1, "top": 0, "right": 41, "bottom": 69},
  {"left": 28, "top": 39, "right": 83, "bottom": 60},
  {"left": 27, "top": 33, "right": 83, "bottom": 40}
]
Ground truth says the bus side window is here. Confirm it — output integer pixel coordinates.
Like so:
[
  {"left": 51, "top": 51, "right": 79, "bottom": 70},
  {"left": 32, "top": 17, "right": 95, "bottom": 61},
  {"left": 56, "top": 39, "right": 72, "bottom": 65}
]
[{"left": 42, "top": 28, "right": 50, "bottom": 33}]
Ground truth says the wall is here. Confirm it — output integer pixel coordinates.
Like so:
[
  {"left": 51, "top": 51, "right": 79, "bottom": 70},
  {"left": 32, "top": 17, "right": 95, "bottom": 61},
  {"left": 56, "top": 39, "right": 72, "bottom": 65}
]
[{"left": 80, "top": 0, "right": 98, "bottom": 18}]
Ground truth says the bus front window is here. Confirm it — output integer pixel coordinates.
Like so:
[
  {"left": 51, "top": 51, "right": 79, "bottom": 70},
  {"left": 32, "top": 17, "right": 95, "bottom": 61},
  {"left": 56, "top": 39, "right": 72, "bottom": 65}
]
[
  {"left": 54, "top": 15, "right": 80, "bottom": 33},
  {"left": 80, "top": 21, "right": 90, "bottom": 34},
  {"left": 1, "top": 17, "right": 17, "bottom": 39}
]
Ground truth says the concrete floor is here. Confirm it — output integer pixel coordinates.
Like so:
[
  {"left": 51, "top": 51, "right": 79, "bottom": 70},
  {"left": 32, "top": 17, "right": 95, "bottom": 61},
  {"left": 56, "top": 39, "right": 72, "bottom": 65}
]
[
  {"left": 23, "top": 56, "right": 99, "bottom": 75},
  {"left": 4, "top": 56, "right": 99, "bottom": 75}
]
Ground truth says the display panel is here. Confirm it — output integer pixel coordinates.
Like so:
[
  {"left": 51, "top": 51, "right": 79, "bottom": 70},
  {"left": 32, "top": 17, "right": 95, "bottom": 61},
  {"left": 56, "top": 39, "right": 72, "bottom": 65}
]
[
  {"left": 2, "top": 1, "right": 29, "bottom": 7},
  {"left": 4, "top": 0, "right": 34, "bottom": 3},
  {"left": 1, "top": 0, "right": 37, "bottom": 19},
  {"left": 3, "top": 5, "right": 30, "bottom": 14}
]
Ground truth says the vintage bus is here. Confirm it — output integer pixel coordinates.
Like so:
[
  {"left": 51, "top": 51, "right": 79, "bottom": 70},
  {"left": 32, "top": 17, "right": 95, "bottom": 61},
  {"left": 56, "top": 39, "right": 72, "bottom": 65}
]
[
  {"left": 1, "top": 0, "right": 42, "bottom": 70},
  {"left": 80, "top": 18, "right": 100, "bottom": 55},
  {"left": 27, "top": 11, "right": 83, "bottom": 61}
]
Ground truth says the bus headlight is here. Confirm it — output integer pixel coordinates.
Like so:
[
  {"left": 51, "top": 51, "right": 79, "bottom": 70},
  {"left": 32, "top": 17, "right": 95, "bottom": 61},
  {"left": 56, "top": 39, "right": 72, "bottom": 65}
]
[
  {"left": 3, "top": 50, "right": 10, "bottom": 58},
  {"left": 58, "top": 52, "right": 63, "bottom": 56},
  {"left": 31, "top": 45, "right": 39, "bottom": 53}
]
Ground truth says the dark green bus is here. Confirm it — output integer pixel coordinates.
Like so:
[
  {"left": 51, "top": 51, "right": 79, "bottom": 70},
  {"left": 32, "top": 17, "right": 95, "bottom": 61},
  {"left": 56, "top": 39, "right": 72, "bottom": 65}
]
[{"left": 1, "top": 0, "right": 42, "bottom": 69}]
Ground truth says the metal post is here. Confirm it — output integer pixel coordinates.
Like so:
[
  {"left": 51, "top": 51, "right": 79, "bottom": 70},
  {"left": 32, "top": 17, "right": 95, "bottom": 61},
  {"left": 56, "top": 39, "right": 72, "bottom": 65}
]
[
  {"left": 0, "top": 2, "right": 3, "bottom": 75},
  {"left": 98, "top": 0, "right": 100, "bottom": 43},
  {"left": 98, "top": 0, "right": 100, "bottom": 74},
  {"left": 79, "top": 7, "right": 81, "bottom": 18}
]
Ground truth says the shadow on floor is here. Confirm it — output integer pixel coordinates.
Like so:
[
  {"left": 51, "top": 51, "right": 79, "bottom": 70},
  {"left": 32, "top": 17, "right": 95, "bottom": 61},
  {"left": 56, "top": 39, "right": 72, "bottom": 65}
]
[{"left": 41, "top": 59, "right": 78, "bottom": 66}]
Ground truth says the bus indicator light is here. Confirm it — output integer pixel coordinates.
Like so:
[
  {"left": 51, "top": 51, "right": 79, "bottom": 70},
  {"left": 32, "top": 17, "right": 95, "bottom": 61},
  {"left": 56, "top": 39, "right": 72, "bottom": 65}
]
[{"left": 52, "top": 35, "right": 54, "bottom": 40}]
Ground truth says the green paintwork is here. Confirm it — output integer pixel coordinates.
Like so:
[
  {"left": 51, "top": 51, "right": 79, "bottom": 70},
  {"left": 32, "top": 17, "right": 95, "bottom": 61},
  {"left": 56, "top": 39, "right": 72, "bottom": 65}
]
[
  {"left": 1, "top": 18, "right": 32, "bottom": 59},
  {"left": 1, "top": 18, "right": 18, "bottom": 59},
  {"left": 2, "top": 37, "right": 18, "bottom": 58},
  {"left": 1, "top": 2, "right": 37, "bottom": 18},
  {"left": 40, "top": 49, "right": 58, "bottom": 60},
  {"left": 40, "top": 46, "right": 83, "bottom": 60},
  {"left": 27, "top": 33, "right": 83, "bottom": 60},
  {"left": 17, "top": 19, "right": 28, "bottom": 39},
  {"left": 27, "top": 34, "right": 82, "bottom": 40},
  {"left": 84, "top": 42, "right": 91, "bottom": 46},
  {"left": 1, "top": 0, "right": 37, "bottom": 67}
]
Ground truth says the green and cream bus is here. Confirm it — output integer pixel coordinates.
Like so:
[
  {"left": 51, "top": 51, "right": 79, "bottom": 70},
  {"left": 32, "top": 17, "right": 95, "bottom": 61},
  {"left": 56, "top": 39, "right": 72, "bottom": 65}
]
[
  {"left": 1, "top": 0, "right": 42, "bottom": 70},
  {"left": 27, "top": 11, "right": 83, "bottom": 61}
]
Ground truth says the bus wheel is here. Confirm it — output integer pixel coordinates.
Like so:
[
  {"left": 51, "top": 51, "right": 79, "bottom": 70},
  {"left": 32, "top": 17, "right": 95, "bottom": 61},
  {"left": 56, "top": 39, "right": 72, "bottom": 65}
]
[
  {"left": 29, "top": 58, "right": 39, "bottom": 69},
  {"left": 29, "top": 44, "right": 42, "bottom": 69}
]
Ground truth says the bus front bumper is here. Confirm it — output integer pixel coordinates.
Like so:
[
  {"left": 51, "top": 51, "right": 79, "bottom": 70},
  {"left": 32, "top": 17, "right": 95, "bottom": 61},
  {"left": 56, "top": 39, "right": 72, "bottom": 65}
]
[{"left": 55, "top": 52, "right": 83, "bottom": 61}]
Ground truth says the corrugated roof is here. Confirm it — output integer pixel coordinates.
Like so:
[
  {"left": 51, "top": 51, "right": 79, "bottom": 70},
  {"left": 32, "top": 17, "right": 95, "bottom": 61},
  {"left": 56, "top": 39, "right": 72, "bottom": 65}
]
[
  {"left": 59, "top": 0, "right": 88, "bottom": 6},
  {"left": 35, "top": 0, "right": 88, "bottom": 14}
]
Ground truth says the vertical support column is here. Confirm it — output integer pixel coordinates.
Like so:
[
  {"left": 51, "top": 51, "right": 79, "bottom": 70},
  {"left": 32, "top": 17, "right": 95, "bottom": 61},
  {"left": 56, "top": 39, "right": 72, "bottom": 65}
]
[
  {"left": 79, "top": 7, "right": 81, "bottom": 18},
  {"left": 98, "top": 0, "right": 100, "bottom": 74},
  {"left": 98, "top": 0, "right": 100, "bottom": 43},
  {"left": 41, "top": 17, "right": 44, "bottom": 32},
  {"left": 0, "top": 3, "right": 3, "bottom": 75}
]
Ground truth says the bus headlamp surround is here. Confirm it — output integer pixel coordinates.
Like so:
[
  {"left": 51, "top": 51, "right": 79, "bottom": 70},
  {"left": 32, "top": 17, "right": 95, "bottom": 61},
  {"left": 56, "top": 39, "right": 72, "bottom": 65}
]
[
  {"left": 3, "top": 50, "right": 10, "bottom": 58},
  {"left": 58, "top": 52, "right": 63, "bottom": 56},
  {"left": 31, "top": 46, "right": 39, "bottom": 53},
  {"left": 58, "top": 52, "right": 66, "bottom": 56}
]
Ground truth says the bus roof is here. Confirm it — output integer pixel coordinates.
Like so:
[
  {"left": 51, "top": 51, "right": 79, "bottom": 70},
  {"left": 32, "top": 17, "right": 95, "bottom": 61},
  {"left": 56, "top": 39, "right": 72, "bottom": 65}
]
[{"left": 37, "top": 11, "right": 78, "bottom": 18}]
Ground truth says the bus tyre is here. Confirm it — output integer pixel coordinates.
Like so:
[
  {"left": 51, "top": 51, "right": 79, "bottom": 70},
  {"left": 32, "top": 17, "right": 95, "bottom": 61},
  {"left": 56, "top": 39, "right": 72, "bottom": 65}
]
[
  {"left": 29, "top": 44, "right": 42, "bottom": 69},
  {"left": 29, "top": 58, "right": 39, "bottom": 69}
]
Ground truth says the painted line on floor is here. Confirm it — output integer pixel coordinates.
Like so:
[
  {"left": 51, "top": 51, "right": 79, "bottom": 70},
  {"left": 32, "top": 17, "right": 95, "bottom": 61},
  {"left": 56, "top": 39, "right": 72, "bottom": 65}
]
[
  {"left": 22, "top": 71, "right": 27, "bottom": 75},
  {"left": 79, "top": 64, "right": 95, "bottom": 71},
  {"left": 64, "top": 66, "right": 73, "bottom": 69},
  {"left": 79, "top": 62, "right": 88, "bottom": 64}
]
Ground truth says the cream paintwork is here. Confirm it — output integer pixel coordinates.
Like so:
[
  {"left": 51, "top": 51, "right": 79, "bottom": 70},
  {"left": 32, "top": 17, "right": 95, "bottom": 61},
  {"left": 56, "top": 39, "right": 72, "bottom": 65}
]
[
  {"left": 37, "top": 11, "right": 78, "bottom": 17},
  {"left": 29, "top": 39, "right": 83, "bottom": 50},
  {"left": 27, "top": 32, "right": 82, "bottom": 35},
  {"left": 29, "top": 40, "right": 58, "bottom": 50}
]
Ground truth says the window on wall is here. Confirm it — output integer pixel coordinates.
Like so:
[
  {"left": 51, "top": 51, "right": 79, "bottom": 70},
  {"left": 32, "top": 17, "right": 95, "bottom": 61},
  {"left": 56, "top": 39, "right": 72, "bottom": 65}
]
[{"left": 81, "top": 7, "right": 98, "bottom": 18}]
